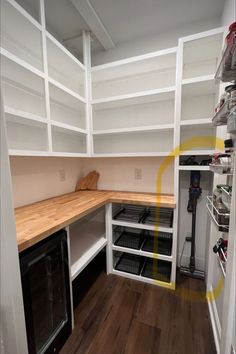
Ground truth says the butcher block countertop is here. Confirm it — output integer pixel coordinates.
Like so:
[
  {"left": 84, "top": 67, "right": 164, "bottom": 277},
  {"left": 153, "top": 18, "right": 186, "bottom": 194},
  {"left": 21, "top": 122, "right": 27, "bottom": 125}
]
[{"left": 15, "top": 190, "right": 175, "bottom": 252}]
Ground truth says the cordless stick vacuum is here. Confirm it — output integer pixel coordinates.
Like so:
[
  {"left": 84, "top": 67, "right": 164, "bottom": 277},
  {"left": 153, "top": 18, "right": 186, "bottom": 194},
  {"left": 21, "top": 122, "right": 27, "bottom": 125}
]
[{"left": 180, "top": 171, "right": 205, "bottom": 279}]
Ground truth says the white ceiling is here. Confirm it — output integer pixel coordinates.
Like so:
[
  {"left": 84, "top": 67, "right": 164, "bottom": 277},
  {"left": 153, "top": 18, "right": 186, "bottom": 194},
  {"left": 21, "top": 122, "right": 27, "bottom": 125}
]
[
  {"left": 19, "top": 0, "right": 226, "bottom": 59},
  {"left": 89, "top": 0, "right": 225, "bottom": 43}
]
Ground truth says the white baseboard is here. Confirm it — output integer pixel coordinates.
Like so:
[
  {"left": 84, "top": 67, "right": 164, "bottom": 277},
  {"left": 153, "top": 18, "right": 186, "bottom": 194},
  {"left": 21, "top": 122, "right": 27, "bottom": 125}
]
[{"left": 207, "top": 285, "right": 221, "bottom": 354}]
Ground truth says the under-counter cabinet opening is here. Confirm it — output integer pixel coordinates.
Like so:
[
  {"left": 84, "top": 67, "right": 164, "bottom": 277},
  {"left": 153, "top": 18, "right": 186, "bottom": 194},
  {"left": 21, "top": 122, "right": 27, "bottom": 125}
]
[{"left": 1, "top": 1, "right": 236, "bottom": 354}]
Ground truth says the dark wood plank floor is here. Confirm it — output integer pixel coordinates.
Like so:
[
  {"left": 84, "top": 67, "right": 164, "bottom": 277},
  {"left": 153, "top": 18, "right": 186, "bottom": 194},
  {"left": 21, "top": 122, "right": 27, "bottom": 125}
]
[{"left": 61, "top": 262, "right": 216, "bottom": 354}]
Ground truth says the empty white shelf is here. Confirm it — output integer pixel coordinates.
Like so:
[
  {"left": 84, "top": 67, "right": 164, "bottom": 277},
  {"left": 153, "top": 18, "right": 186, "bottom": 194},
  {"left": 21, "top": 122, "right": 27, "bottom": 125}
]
[
  {"left": 93, "top": 130, "right": 173, "bottom": 155},
  {"left": 92, "top": 51, "right": 176, "bottom": 99},
  {"left": 1, "top": 0, "right": 43, "bottom": 70},
  {"left": 6, "top": 113, "right": 48, "bottom": 152},
  {"left": 51, "top": 125, "right": 87, "bottom": 154},
  {"left": 71, "top": 237, "right": 107, "bottom": 280},
  {"left": 93, "top": 89, "right": 175, "bottom": 131},
  {"left": 49, "top": 82, "right": 86, "bottom": 130},
  {"left": 183, "top": 33, "right": 223, "bottom": 79},
  {"left": 1, "top": 56, "right": 46, "bottom": 117},
  {"left": 47, "top": 35, "right": 85, "bottom": 97}
]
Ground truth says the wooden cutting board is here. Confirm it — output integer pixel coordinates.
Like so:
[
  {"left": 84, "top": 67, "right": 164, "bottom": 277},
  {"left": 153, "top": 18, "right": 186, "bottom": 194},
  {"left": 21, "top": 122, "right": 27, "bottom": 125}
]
[{"left": 75, "top": 170, "right": 100, "bottom": 191}]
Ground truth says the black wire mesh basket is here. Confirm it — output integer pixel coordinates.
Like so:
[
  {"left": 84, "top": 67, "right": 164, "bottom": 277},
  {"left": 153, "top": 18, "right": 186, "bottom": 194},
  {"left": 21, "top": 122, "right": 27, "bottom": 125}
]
[
  {"left": 141, "top": 230, "right": 172, "bottom": 256},
  {"left": 141, "top": 258, "right": 171, "bottom": 282},
  {"left": 114, "top": 227, "right": 145, "bottom": 250},
  {"left": 115, "top": 253, "right": 143, "bottom": 275}
]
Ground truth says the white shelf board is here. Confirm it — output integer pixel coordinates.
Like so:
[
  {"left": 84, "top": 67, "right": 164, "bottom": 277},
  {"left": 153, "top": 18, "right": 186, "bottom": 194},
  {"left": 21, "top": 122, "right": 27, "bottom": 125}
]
[
  {"left": 182, "top": 74, "right": 215, "bottom": 85},
  {"left": 8, "top": 149, "right": 50, "bottom": 156},
  {"left": 180, "top": 118, "right": 212, "bottom": 126},
  {"left": 0, "top": 47, "right": 45, "bottom": 79},
  {"left": 180, "top": 150, "right": 216, "bottom": 156},
  {"left": 92, "top": 86, "right": 176, "bottom": 106},
  {"left": 48, "top": 78, "right": 86, "bottom": 103},
  {"left": 93, "top": 124, "right": 174, "bottom": 135},
  {"left": 51, "top": 152, "right": 89, "bottom": 158},
  {"left": 4, "top": 106, "right": 47, "bottom": 124},
  {"left": 112, "top": 268, "right": 173, "bottom": 289},
  {"left": 92, "top": 152, "right": 172, "bottom": 158},
  {"left": 71, "top": 237, "right": 107, "bottom": 280},
  {"left": 178, "top": 165, "right": 210, "bottom": 171},
  {"left": 92, "top": 47, "right": 177, "bottom": 71},
  {"left": 112, "top": 245, "right": 173, "bottom": 262},
  {"left": 50, "top": 121, "right": 87, "bottom": 135},
  {"left": 112, "top": 219, "right": 173, "bottom": 234}
]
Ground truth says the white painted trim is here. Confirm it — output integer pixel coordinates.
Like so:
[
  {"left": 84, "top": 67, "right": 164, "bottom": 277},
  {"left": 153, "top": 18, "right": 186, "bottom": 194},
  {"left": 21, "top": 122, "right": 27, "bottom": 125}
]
[
  {"left": 8, "top": 149, "right": 50, "bottom": 156},
  {"left": 92, "top": 152, "right": 172, "bottom": 157},
  {"left": 182, "top": 74, "right": 215, "bottom": 85},
  {"left": 208, "top": 294, "right": 220, "bottom": 354},
  {"left": 180, "top": 150, "right": 217, "bottom": 155},
  {"left": 48, "top": 78, "right": 86, "bottom": 103},
  {"left": 40, "top": 0, "right": 52, "bottom": 153},
  {"left": 112, "top": 245, "right": 173, "bottom": 262},
  {"left": 112, "top": 219, "right": 173, "bottom": 234},
  {"left": 105, "top": 203, "right": 113, "bottom": 274},
  {"left": 92, "top": 124, "right": 174, "bottom": 135},
  {"left": 50, "top": 152, "right": 89, "bottom": 158},
  {"left": 179, "top": 26, "right": 225, "bottom": 43},
  {"left": 111, "top": 269, "right": 174, "bottom": 290},
  {"left": 71, "top": 0, "right": 115, "bottom": 50},
  {"left": 6, "top": 0, "right": 42, "bottom": 30},
  {"left": 1, "top": 93, "right": 28, "bottom": 354},
  {"left": 50, "top": 121, "right": 87, "bottom": 135},
  {"left": 92, "top": 86, "right": 176, "bottom": 105},
  {"left": 178, "top": 165, "right": 210, "bottom": 171},
  {"left": 46, "top": 31, "right": 85, "bottom": 70},
  {"left": 83, "top": 31, "right": 93, "bottom": 157},
  {"left": 180, "top": 118, "right": 212, "bottom": 126},
  {"left": 65, "top": 226, "right": 74, "bottom": 330},
  {"left": 0, "top": 47, "right": 45, "bottom": 79},
  {"left": 92, "top": 47, "right": 177, "bottom": 71}
]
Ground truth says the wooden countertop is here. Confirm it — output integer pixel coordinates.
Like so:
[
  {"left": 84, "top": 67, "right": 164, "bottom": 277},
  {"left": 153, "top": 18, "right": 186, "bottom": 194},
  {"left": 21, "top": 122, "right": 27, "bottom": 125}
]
[{"left": 15, "top": 190, "right": 175, "bottom": 252}]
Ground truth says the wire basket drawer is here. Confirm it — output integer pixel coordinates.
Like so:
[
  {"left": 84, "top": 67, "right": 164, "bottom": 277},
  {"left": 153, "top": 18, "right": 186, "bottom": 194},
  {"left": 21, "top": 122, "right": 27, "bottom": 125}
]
[
  {"left": 141, "top": 258, "right": 171, "bottom": 282},
  {"left": 142, "top": 231, "right": 172, "bottom": 256},
  {"left": 115, "top": 253, "right": 143, "bottom": 275},
  {"left": 114, "top": 227, "right": 145, "bottom": 250}
]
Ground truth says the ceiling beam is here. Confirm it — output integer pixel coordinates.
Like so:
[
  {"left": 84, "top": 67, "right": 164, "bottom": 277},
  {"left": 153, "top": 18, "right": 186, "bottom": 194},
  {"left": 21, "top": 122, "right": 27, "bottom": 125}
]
[{"left": 71, "top": 0, "right": 115, "bottom": 50}]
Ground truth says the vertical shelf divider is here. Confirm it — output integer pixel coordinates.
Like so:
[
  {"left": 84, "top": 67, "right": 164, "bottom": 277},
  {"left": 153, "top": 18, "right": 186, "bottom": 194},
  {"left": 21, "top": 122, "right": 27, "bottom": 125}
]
[{"left": 40, "top": 0, "right": 52, "bottom": 153}]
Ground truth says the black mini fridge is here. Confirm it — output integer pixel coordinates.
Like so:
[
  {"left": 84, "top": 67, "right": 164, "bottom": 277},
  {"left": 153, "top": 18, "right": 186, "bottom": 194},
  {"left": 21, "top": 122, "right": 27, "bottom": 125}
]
[{"left": 20, "top": 229, "right": 72, "bottom": 354}]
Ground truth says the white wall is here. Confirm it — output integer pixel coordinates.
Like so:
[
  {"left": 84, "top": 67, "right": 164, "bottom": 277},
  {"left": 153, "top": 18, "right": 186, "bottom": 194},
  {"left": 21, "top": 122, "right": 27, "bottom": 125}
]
[
  {"left": 10, "top": 156, "right": 83, "bottom": 207},
  {"left": 92, "top": 18, "right": 220, "bottom": 65},
  {"left": 10, "top": 156, "right": 174, "bottom": 207},
  {"left": 81, "top": 157, "right": 174, "bottom": 194},
  {"left": 221, "top": 0, "right": 236, "bottom": 25}
]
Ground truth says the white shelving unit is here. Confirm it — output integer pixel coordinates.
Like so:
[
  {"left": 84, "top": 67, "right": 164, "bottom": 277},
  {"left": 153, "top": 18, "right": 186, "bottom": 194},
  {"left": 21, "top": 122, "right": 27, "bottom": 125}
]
[
  {"left": 91, "top": 48, "right": 177, "bottom": 156},
  {"left": 106, "top": 203, "right": 175, "bottom": 289},
  {"left": 0, "top": 0, "right": 89, "bottom": 157},
  {"left": 92, "top": 48, "right": 176, "bottom": 99}
]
